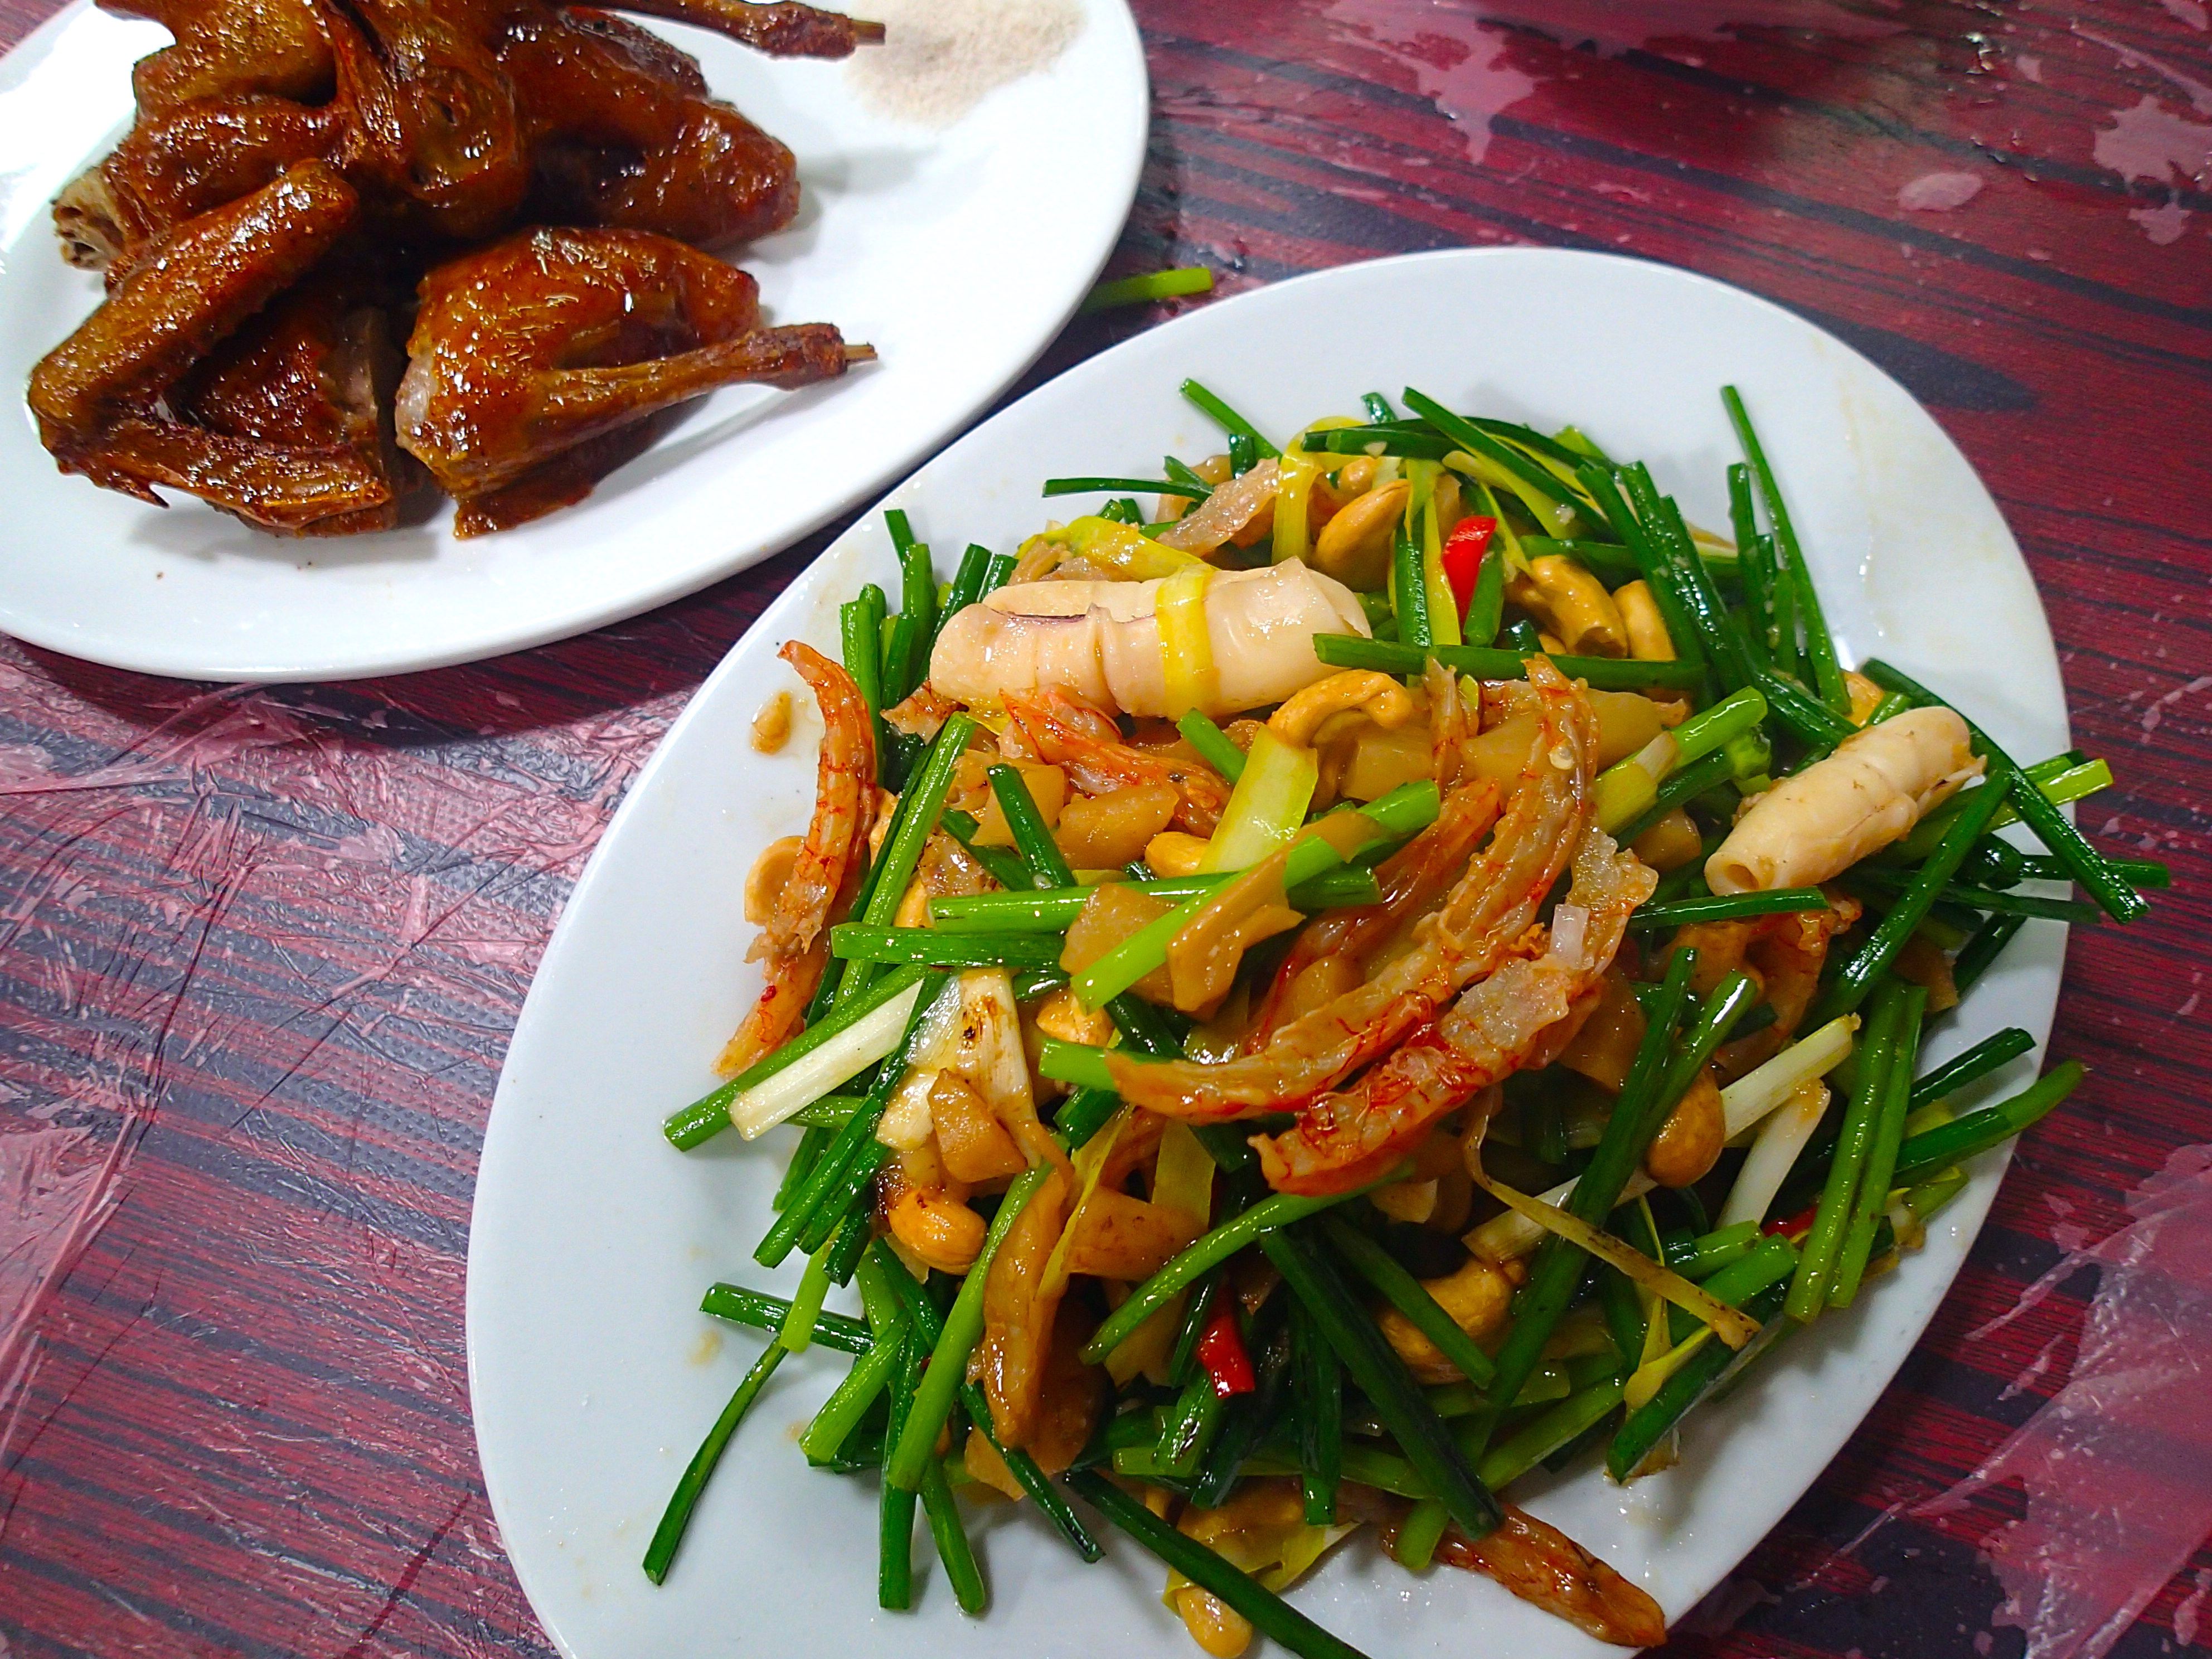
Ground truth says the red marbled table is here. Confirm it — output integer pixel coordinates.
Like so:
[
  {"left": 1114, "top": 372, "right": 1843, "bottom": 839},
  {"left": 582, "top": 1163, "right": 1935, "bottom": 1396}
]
[{"left": 2, "top": 2, "right": 2208, "bottom": 1656}]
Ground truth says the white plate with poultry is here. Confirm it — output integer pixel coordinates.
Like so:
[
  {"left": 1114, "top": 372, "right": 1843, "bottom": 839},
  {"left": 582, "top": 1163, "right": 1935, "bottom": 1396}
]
[
  {"left": 470, "top": 248, "right": 2077, "bottom": 1659},
  {"left": 0, "top": 0, "right": 1144, "bottom": 682}
]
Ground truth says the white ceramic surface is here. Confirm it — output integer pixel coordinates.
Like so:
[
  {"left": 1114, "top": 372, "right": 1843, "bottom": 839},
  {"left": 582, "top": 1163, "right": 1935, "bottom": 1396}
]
[
  {"left": 470, "top": 249, "right": 2069, "bottom": 1659},
  {"left": 0, "top": 0, "right": 1146, "bottom": 681}
]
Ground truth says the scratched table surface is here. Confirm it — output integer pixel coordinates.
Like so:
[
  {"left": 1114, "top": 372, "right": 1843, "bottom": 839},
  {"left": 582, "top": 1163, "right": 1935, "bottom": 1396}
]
[{"left": 3, "top": 2, "right": 2210, "bottom": 1656}]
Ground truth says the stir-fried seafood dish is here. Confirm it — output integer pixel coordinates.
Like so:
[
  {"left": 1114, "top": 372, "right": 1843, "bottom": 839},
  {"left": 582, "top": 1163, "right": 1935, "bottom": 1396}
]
[
  {"left": 30, "top": 0, "right": 879, "bottom": 538},
  {"left": 647, "top": 381, "right": 2152, "bottom": 1656}
]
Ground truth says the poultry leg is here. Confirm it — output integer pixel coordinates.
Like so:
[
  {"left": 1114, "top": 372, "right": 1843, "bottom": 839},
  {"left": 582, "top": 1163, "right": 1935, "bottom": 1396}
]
[
  {"left": 591, "top": 0, "right": 884, "bottom": 57},
  {"left": 396, "top": 224, "right": 867, "bottom": 530}
]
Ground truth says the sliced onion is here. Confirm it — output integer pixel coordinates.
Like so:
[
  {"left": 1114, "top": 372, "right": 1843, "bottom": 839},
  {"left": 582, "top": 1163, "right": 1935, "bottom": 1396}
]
[
  {"left": 730, "top": 978, "right": 926, "bottom": 1138},
  {"left": 1465, "top": 1013, "right": 1860, "bottom": 1263},
  {"left": 1717, "top": 1078, "right": 1830, "bottom": 1230}
]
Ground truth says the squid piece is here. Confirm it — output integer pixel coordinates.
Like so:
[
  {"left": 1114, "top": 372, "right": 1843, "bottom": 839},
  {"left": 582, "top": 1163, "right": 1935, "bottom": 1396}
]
[
  {"left": 715, "top": 642, "right": 876, "bottom": 1075},
  {"left": 1342, "top": 1486, "right": 1668, "bottom": 1649},
  {"left": 1107, "top": 658, "right": 1603, "bottom": 1127},
  {"left": 929, "top": 560, "right": 1371, "bottom": 721},
  {"left": 1707, "top": 706, "right": 1980, "bottom": 893},
  {"left": 396, "top": 226, "right": 865, "bottom": 533},
  {"left": 874, "top": 969, "right": 1055, "bottom": 1167},
  {"left": 1154, "top": 460, "right": 1278, "bottom": 554},
  {"left": 976, "top": 1165, "right": 1073, "bottom": 1449}
]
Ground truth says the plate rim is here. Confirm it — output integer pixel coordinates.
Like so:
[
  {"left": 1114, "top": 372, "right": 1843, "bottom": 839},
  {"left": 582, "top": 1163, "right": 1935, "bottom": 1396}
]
[
  {"left": 468, "top": 242, "right": 2069, "bottom": 1658},
  {"left": 0, "top": 0, "right": 1149, "bottom": 683}
]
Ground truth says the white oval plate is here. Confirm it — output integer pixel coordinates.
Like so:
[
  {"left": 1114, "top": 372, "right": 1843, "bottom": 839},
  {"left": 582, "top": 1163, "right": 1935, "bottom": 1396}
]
[
  {"left": 470, "top": 248, "right": 2068, "bottom": 1659},
  {"left": 0, "top": 0, "right": 1144, "bottom": 682}
]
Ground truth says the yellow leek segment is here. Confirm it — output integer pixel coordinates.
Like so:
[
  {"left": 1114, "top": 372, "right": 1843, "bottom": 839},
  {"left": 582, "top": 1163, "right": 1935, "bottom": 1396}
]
[
  {"left": 1273, "top": 452, "right": 1322, "bottom": 565},
  {"left": 1466, "top": 473, "right": 1530, "bottom": 579},
  {"left": 1494, "top": 431, "right": 1606, "bottom": 515},
  {"left": 1469, "top": 1147, "right": 1762, "bottom": 1349},
  {"left": 1152, "top": 1119, "right": 1216, "bottom": 1231},
  {"left": 1633, "top": 1196, "right": 1671, "bottom": 1377},
  {"left": 1041, "top": 1104, "right": 1131, "bottom": 1298},
  {"left": 1105, "top": 1289, "right": 1185, "bottom": 1386},
  {"left": 1157, "top": 564, "right": 1218, "bottom": 718},
  {"left": 1063, "top": 515, "right": 1208, "bottom": 580},
  {"left": 1626, "top": 1326, "right": 1714, "bottom": 1410},
  {"left": 1198, "top": 727, "right": 1318, "bottom": 872},
  {"left": 1272, "top": 415, "right": 1356, "bottom": 565},
  {"left": 1420, "top": 487, "right": 1461, "bottom": 648},
  {"left": 1442, "top": 448, "right": 1579, "bottom": 539}
]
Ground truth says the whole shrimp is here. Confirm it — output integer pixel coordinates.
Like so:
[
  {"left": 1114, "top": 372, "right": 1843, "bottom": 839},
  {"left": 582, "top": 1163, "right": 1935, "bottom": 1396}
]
[
  {"left": 1244, "top": 772, "right": 1504, "bottom": 1046},
  {"left": 1107, "top": 657, "right": 1597, "bottom": 1126},
  {"left": 715, "top": 641, "right": 876, "bottom": 1075},
  {"left": 1341, "top": 1485, "right": 1667, "bottom": 1648},
  {"left": 1005, "top": 690, "right": 1231, "bottom": 836},
  {"left": 1256, "top": 821, "right": 1652, "bottom": 1193}
]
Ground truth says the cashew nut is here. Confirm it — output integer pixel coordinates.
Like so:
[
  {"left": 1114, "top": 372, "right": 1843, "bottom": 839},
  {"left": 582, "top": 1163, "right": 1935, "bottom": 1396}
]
[
  {"left": 1377, "top": 1254, "right": 1515, "bottom": 1383},
  {"left": 1507, "top": 555, "right": 1628, "bottom": 657},
  {"left": 889, "top": 1186, "right": 987, "bottom": 1274},
  {"left": 1144, "top": 830, "right": 1213, "bottom": 877},
  {"left": 750, "top": 691, "right": 792, "bottom": 753},
  {"left": 1311, "top": 478, "right": 1409, "bottom": 590},
  {"left": 1614, "top": 580, "right": 1675, "bottom": 661},
  {"left": 1267, "top": 670, "right": 1418, "bottom": 746},
  {"left": 1631, "top": 806, "right": 1705, "bottom": 872},
  {"left": 1644, "top": 1070, "right": 1725, "bottom": 1189},
  {"left": 743, "top": 836, "right": 803, "bottom": 924},
  {"left": 1846, "top": 669, "right": 1886, "bottom": 725}
]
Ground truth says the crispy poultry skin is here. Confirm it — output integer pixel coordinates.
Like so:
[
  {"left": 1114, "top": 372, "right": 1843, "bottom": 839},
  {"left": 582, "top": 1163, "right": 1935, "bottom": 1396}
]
[
  {"left": 396, "top": 225, "right": 860, "bottom": 532},
  {"left": 56, "top": 95, "right": 348, "bottom": 272},
  {"left": 499, "top": 7, "right": 800, "bottom": 248},
  {"left": 31, "top": 159, "right": 360, "bottom": 455},
  {"left": 35, "top": 0, "right": 877, "bottom": 534},
  {"left": 28, "top": 161, "right": 409, "bottom": 533},
  {"left": 169, "top": 273, "right": 416, "bottom": 534},
  {"left": 108, "top": 0, "right": 337, "bottom": 114}
]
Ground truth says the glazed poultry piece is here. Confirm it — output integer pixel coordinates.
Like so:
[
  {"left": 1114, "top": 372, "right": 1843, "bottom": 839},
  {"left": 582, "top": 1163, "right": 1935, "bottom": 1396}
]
[
  {"left": 399, "top": 226, "right": 869, "bottom": 534},
  {"left": 33, "top": 0, "right": 879, "bottom": 536},
  {"left": 28, "top": 161, "right": 408, "bottom": 535}
]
